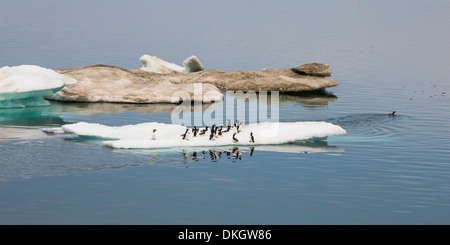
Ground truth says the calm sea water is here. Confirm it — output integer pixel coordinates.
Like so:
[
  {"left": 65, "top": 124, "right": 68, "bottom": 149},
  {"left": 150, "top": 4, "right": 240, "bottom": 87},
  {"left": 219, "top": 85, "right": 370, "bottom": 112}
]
[{"left": 1, "top": 0, "right": 450, "bottom": 224}]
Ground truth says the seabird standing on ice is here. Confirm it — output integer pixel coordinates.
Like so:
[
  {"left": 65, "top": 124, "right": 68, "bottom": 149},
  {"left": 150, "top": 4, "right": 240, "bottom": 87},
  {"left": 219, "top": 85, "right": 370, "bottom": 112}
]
[
  {"left": 199, "top": 126, "right": 208, "bottom": 135},
  {"left": 233, "top": 122, "right": 238, "bottom": 134},
  {"left": 249, "top": 132, "right": 255, "bottom": 143},
  {"left": 192, "top": 126, "right": 198, "bottom": 137},
  {"left": 214, "top": 126, "right": 219, "bottom": 138},
  {"left": 151, "top": 129, "right": 157, "bottom": 140},
  {"left": 181, "top": 129, "right": 190, "bottom": 140},
  {"left": 223, "top": 122, "right": 231, "bottom": 133},
  {"left": 238, "top": 122, "right": 243, "bottom": 133},
  {"left": 232, "top": 133, "right": 239, "bottom": 143}
]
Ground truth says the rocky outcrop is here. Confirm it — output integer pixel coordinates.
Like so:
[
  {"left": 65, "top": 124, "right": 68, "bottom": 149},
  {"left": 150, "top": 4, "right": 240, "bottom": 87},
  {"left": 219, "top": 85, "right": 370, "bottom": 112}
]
[
  {"left": 177, "top": 68, "right": 337, "bottom": 92},
  {"left": 47, "top": 65, "right": 223, "bottom": 103},
  {"left": 292, "top": 63, "right": 332, "bottom": 77},
  {"left": 48, "top": 55, "right": 338, "bottom": 103}
]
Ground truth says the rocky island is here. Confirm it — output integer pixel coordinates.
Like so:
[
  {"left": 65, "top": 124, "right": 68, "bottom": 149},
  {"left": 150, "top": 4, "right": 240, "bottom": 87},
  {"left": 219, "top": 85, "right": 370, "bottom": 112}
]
[
  {"left": 1, "top": 55, "right": 339, "bottom": 106},
  {"left": 48, "top": 55, "right": 338, "bottom": 103}
]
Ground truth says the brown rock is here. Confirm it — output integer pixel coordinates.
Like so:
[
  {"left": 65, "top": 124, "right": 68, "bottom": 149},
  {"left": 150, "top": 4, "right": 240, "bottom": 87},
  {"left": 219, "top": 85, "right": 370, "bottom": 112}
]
[
  {"left": 46, "top": 65, "right": 223, "bottom": 103},
  {"left": 47, "top": 63, "right": 338, "bottom": 104},
  {"left": 292, "top": 63, "right": 332, "bottom": 77}
]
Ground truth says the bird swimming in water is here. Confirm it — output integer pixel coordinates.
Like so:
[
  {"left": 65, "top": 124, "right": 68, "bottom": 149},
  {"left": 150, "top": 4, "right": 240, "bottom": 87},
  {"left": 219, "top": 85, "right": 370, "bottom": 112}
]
[
  {"left": 223, "top": 122, "right": 231, "bottom": 133},
  {"left": 151, "top": 129, "right": 156, "bottom": 140},
  {"left": 389, "top": 111, "right": 396, "bottom": 117},
  {"left": 211, "top": 125, "right": 217, "bottom": 136},
  {"left": 249, "top": 132, "right": 255, "bottom": 143},
  {"left": 232, "top": 133, "right": 239, "bottom": 143}
]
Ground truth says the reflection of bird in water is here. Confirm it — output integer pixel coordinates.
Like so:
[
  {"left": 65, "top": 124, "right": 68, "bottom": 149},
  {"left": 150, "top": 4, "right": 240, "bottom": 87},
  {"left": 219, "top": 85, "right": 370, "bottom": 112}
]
[
  {"left": 232, "top": 147, "right": 242, "bottom": 160},
  {"left": 209, "top": 150, "right": 219, "bottom": 160},
  {"left": 182, "top": 149, "right": 190, "bottom": 159},
  {"left": 233, "top": 123, "right": 238, "bottom": 134},
  {"left": 151, "top": 129, "right": 157, "bottom": 140},
  {"left": 389, "top": 111, "right": 396, "bottom": 117},
  {"left": 249, "top": 147, "right": 254, "bottom": 156},
  {"left": 151, "top": 152, "right": 156, "bottom": 165}
]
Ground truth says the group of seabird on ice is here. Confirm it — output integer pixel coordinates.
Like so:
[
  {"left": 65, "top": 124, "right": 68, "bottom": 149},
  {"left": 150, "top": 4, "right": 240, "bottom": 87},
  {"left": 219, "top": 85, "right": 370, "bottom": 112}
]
[{"left": 151, "top": 119, "right": 255, "bottom": 144}]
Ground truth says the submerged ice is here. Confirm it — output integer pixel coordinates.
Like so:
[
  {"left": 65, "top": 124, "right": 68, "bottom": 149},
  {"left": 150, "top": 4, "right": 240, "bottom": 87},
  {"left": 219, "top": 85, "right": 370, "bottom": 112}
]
[
  {"left": 60, "top": 121, "right": 347, "bottom": 149},
  {"left": 0, "top": 65, "right": 77, "bottom": 108}
]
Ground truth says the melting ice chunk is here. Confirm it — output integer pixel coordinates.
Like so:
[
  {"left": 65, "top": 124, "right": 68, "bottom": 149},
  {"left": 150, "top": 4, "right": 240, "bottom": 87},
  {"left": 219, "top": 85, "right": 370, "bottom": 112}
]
[
  {"left": 139, "top": 55, "right": 204, "bottom": 73},
  {"left": 60, "top": 121, "right": 347, "bottom": 149}
]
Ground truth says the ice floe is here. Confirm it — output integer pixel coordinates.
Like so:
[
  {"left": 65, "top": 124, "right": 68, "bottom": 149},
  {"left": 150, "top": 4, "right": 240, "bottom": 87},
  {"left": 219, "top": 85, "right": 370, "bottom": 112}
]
[
  {"left": 139, "top": 55, "right": 204, "bottom": 73},
  {"left": 60, "top": 121, "right": 346, "bottom": 149},
  {"left": 0, "top": 65, "right": 77, "bottom": 108}
]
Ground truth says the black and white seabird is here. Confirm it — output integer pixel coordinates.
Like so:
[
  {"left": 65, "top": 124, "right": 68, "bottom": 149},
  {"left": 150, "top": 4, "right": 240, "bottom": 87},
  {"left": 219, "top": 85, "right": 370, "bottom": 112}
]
[
  {"left": 249, "top": 132, "right": 255, "bottom": 143},
  {"left": 238, "top": 122, "right": 243, "bottom": 133},
  {"left": 209, "top": 130, "right": 215, "bottom": 141},
  {"left": 232, "top": 133, "right": 239, "bottom": 143},
  {"left": 192, "top": 126, "right": 198, "bottom": 137},
  {"left": 181, "top": 129, "right": 190, "bottom": 140},
  {"left": 389, "top": 111, "right": 396, "bottom": 117},
  {"left": 199, "top": 126, "right": 208, "bottom": 135},
  {"left": 151, "top": 129, "right": 157, "bottom": 140}
]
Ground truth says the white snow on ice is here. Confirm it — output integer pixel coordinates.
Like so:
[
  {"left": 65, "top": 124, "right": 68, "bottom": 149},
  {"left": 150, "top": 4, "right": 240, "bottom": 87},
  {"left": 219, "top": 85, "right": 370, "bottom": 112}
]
[
  {"left": 0, "top": 65, "right": 77, "bottom": 108},
  {"left": 61, "top": 121, "right": 347, "bottom": 149},
  {"left": 139, "top": 55, "right": 204, "bottom": 73}
]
